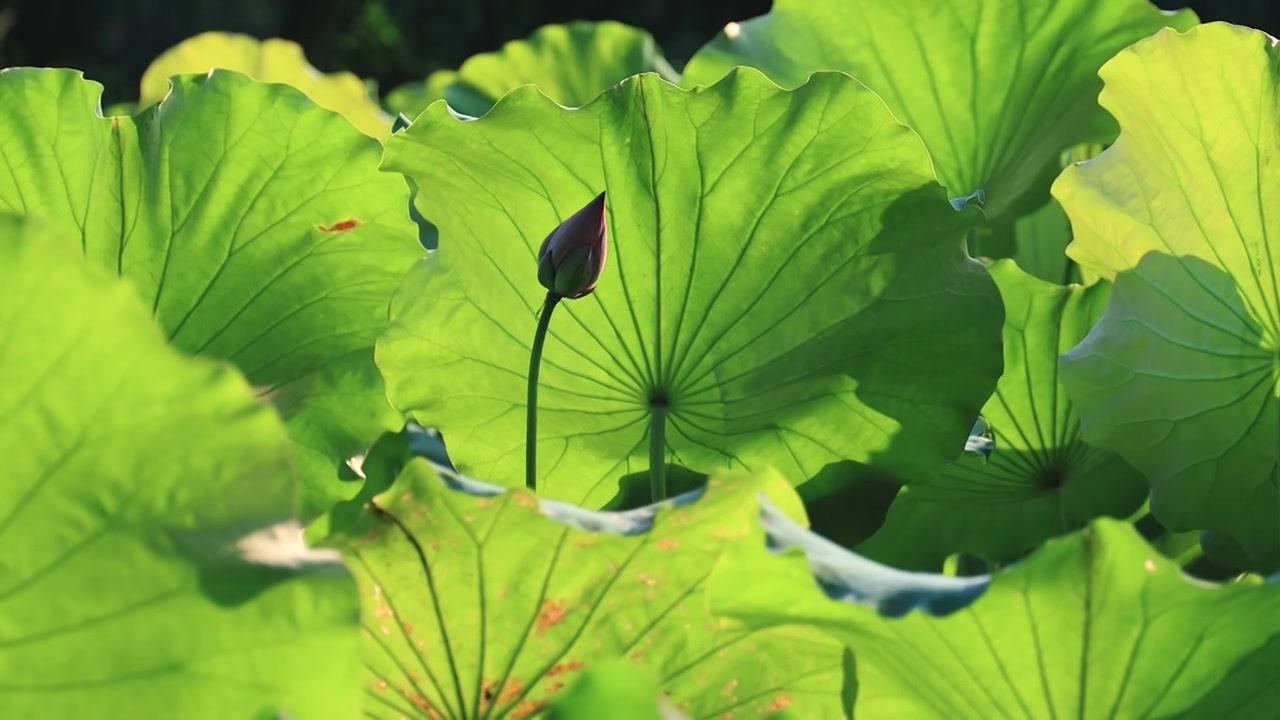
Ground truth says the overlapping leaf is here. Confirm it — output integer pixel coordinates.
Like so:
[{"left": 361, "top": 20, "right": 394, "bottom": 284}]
[
  {"left": 973, "top": 145, "right": 1104, "bottom": 284},
  {"left": 315, "top": 454, "right": 843, "bottom": 719},
  {"left": 384, "top": 21, "right": 678, "bottom": 119},
  {"left": 140, "top": 31, "right": 392, "bottom": 138},
  {"left": 858, "top": 262, "right": 1146, "bottom": 569},
  {"left": 0, "top": 215, "right": 360, "bottom": 717},
  {"left": 378, "top": 68, "right": 1003, "bottom": 507},
  {"left": 712, "top": 508, "right": 1280, "bottom": 718},
  {"left": 1055, "top": 23, "right": 1280, "bottom": 567},
  {"left": 994, "top": 200, "right": 1082, "bottom": 285},
  {"left": 681, "top": 0, "right": 1196, "bottom": 219},
  {"left": 0, "top": 68, "right": 423, "bottom": 512}
]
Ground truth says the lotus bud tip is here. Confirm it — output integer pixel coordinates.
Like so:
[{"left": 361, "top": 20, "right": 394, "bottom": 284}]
[{"left": 536, "top": 191, "right": 608, "bottom": 299}]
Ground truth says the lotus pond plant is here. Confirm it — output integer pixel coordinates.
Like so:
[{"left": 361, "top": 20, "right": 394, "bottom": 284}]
[
  {"left": 527, "top": 191, "right": 610, "bottom": 493},
  {"left": 3, "top": 1, "right": 1280, "bottom": 718}
]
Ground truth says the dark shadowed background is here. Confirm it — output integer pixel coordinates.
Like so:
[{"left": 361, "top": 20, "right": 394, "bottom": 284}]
[{"left": 0, "top": 0, "right": 1274, "bottom": 105}]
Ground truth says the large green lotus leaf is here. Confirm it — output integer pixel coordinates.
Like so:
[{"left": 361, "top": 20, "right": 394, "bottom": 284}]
[
  {"left": 0, "top": 68, "right": 422, "bottom": 513},
  {"left": 858, "top": 261, "right": 1147, "bottom": 569},
  {"left": 0, "top": 215, "right": 360, "bottom": 716},
  {"left": 711, "top": 511, "right": 1280, "bottom": 718},
  {"left": 680, "top": 0, "right": 1196, "bottom": 220},
  {"left": 1054, "top": 23, "right": 1280, "bottom": 567},
  {"left": 378, "top": 69, "right": 1003, "bottom": 507},
  {"left": 315, "top": 455, "right": 843, "bottom": 719},
  {"left": 385, "top": 21, "right": 678, "bottom": 120},
  {"left": 139, "top": 31, "right": 392, "bottom": 138}
]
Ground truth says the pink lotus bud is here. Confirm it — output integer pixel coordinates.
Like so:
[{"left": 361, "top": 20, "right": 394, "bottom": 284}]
[{"left": 537, "top": 192, "right": 608, "bottom": 299}]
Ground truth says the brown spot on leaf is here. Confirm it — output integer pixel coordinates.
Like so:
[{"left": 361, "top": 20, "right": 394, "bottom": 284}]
[
  {"left": 638, "top": 573, "right": 657, "bottom": 587},
  {"left": 403, "top": 622, "right": 414, "bottom": 635},
  {"left": 499, "top": 679, "right": 523, "bottom": 704},
  {"left": 515, "top": 494, "right": 538, "bottom": 508},
  {"left": 476, "top": 680, "right": 523, "bottom": 716},
  {"left": 544, "top": 681, "right": 565, "bottom": 694},
  {"left": 318, "top": 218, "right": 360, "bottom": 232},
  {"left": 657, "top": 538, "right": 679, "bottom": 550},
  {"left": 572, "top": 539, "right": 595, "bottom": 549},
  {"left": 546, "top": 659, "right": 584, "bottom": 677},
  {"left": 766, "top": 695, "right": 793, "bottom": 712},
  {"left": 406, "top": 691, "right": 443, "bottom": 719},
  {"left": 722, "top": 679, "right": 739, "bottom": 696},
  {"left": 511, "top": 700, "right": 546, "bottom": 718},
  {"left": 373, "top": 679, "right": 388, "bottom": 690},
  {"left": 479, "top": 680, "right": 499, "bottom": 715},
  {"left": 535, "top": 599, "right": 568, "bottom": 635}
]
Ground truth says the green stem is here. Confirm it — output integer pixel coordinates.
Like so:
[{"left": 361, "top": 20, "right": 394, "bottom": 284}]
[
  {"left": 649, "top": 402, "right": 667, "bottom": 502},
  {"left": 965, "top": 226, "right": 980, "bottom": 259},
  {"left": 526, "top": 292, "right": 561, "bottom": 492}
]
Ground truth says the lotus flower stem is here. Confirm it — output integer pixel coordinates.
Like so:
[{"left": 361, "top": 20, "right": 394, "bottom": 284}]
[
  {"left": 649, "top": 401, "right": 668, "bottom": 502},
  {"left": 526, "top": 291, "right": 561, "bottom": 492},
  {"left": 526, "top": 191, "right": 607, "bottom": 493}
]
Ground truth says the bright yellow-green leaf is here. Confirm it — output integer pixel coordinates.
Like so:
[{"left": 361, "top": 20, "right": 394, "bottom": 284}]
[
  {"left": 0, "top": 68, "right": 421, "bottom": 513},
  {"left": 316, "top": 452, "right": 843, "bottom": 719},
  {"left": 377, "top": 69, "right": 1002, "bottom": 508},
  {"left": 384, "top": 21, "right": 677, "bottom": 119},
  {"left": 0, "top": 214, "right": 360, "bottom": 717},
  {"left": 1056, "top": 22, "right": 1280, "bottom": 567},
  {"left": 713, "top": 514, "right": 1280, "bottom": 718},
  {"left": 682, "top": 0, "right": 1196, "bottom": 220},
  {"left": 140, "top": 31, "right": 392, "bottom": 138}
]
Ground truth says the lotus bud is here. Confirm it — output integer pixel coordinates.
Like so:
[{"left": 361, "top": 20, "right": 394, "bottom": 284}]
[{"left": 537, "top": 192, "right": 608, "bottom": 299}]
